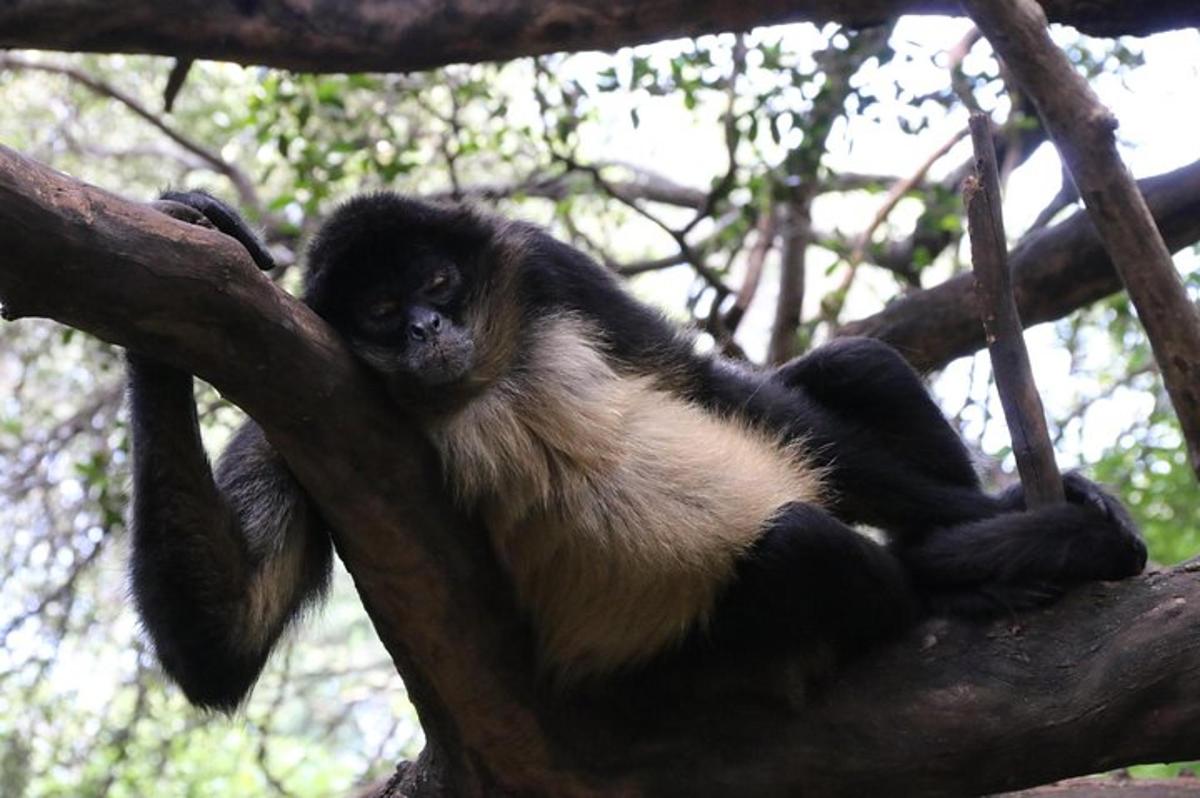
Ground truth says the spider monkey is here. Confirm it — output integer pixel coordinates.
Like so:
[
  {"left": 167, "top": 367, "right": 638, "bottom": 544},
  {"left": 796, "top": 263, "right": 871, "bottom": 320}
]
[{"left": 127, "top": 190, "right": 1147, "bottom": 710}]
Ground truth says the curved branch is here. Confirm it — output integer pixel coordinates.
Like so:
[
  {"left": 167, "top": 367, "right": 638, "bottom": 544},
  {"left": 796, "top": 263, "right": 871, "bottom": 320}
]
[
  {"left": 4, "top": 145, "right": 1200, "bottom": 796},
  {"left": 435, "top": 166, "right": 708, "bottom": 211},
  {"left": 0, "top": 0, "right": 1193, "bottom": 73},
  {"left": 839, "top": 158, "right": 1200, "bottom": 373},
  {"left": 569, "top": 563, "right": 1200, "bottom": 797}
]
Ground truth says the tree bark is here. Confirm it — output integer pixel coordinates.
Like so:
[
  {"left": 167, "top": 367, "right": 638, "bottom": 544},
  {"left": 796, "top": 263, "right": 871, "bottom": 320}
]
[
  {"left": 0, "top": 0, "right": 1194, "bottom": 74},
  {"left": 1013, "top": 779, "right": 1200, "bottom": 798},
  {"left": 4, "top": 145, "right": 1200, "bottom": 796},
  {"left": 839, "top": 158, "right": 1200, "bottom": 373}
]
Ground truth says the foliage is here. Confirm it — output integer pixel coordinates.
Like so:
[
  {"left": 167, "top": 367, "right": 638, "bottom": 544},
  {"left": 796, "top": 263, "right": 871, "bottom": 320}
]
[{"left": 1083, "top": 290, "right": 1200, "bottom": 566}]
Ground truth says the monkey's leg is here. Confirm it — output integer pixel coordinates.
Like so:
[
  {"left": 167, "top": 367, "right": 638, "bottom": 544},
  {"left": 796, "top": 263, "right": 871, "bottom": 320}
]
[
  {"left": 772, "top": 338, "right": 1055, "bottom": 535},
  {"left": 774, "top": 336, "right": 979, "bottom": 489},
  {"left": 708, "top": 503, "right": 919, "bottom": 656}
]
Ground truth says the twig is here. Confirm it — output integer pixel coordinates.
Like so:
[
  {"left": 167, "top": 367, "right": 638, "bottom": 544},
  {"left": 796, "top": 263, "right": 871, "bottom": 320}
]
[
  {"left": 965, "top": 113, "right": 1063, "bottom": 507},
  {"left": 723, "top": 204, "right": 777, "bottom": 334},
  {"left": 616, "top": 252, "right": 689, "bottom": 276},
  {"left": 679, "top": 34, "right": 745, "bottom": 238},
  {"left": 964, "top": 0, "right": 1200, "bottom": 481},
  {"left": 558, "top": 153, "right": 733, "bottom": 297},
  {"left": 850, "top": 126, "right": 970, "bottom": 266},
  {"left": 437, "top": 165, "right": 708, "bottom": 210},
  {"left": 1026, "top": 164, "right": 1079, "bottom": 233},
  {"left": 947, "top": 26, "right": 984, "bottom": 112},
  {"left": 823, "top": 125, "right": 971, "bottom": 329}
]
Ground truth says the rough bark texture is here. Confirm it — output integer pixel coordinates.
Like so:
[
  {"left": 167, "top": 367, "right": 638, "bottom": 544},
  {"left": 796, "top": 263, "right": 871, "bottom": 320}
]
[
  {"left": 963, "top": 0, "right": 1200, "bottom": 478},
  {"left": 840, "top": 158, "right": 1200, "bottom": 373},
  {"left": 0, "top": 0, "right": 1194, "bottom": 74},
  {"left": 1012, "top": 780, "right": 1200, "bottom": 797},
  {"left": 965, "top": 114, "right": 1063, "bottom": 508},
  {"left": 4, "top": 145, "right": 1200, "bottom": 796}
]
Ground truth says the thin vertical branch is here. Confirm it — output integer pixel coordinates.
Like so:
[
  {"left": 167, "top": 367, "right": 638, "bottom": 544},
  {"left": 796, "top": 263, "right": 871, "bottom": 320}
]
[
  {"left": 723, "top": 204, "right": 777, "bottom": 335},
  {"left": 767, "top": 193, "right": 811, "bottom": 365},
  {"left": 965, "top": 113, "right": 1063, "bottom": 507}
]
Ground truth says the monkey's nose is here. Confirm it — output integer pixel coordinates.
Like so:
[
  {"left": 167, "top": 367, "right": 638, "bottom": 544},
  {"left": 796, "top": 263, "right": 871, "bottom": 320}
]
[{"left": 408, "top": 309, "right": 443, "bottom": 341}]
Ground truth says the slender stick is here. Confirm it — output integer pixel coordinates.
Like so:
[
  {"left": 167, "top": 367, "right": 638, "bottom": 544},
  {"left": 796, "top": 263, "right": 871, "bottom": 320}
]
[{"left": 965, "top": 113, "right": 1064, "bottom": 507}]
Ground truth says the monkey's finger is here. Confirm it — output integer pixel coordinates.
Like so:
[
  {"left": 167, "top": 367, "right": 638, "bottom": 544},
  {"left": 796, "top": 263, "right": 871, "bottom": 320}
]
[
  {"left": 158, "top": 190, "right": 277, "bottom": 272},
  {"left": 151, "top": 198, "right": 217, "bottom": 229}
]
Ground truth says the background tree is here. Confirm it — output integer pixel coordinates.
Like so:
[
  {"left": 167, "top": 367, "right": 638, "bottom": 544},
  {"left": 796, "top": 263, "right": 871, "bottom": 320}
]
[{"left": 1, "top": 3, "right": 1199, "bottom": 795}]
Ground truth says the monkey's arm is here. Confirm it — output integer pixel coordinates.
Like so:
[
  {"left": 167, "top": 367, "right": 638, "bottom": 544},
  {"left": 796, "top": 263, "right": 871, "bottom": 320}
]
[
  {"left": 127, "top": 349, "right": 331, "bottom": 711},
  {"left": 123, "top": 189, "right": 330, "bottom": 710}
]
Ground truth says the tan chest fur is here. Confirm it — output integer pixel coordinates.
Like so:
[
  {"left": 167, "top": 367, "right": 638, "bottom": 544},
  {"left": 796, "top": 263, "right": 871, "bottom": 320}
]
[{"left": 426, "top": 316, "right": 825, "bottom": 679}]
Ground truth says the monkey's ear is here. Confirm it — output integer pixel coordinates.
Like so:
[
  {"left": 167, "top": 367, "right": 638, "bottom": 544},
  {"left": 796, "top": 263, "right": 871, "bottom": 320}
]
[{"left": 301, "top": 257, "right": 341, "bottom": 319}]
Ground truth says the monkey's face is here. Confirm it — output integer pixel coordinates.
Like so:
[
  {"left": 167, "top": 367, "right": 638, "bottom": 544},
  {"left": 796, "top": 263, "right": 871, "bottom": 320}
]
[
  {"left": 309, "top": 246, "right": 477, "bottom": 400},
  {"left": 302, "top": 194, "right": 513, "bottom": 406},
  {"left": 342, "top": 255, "right": 477, "bottom": 390}
]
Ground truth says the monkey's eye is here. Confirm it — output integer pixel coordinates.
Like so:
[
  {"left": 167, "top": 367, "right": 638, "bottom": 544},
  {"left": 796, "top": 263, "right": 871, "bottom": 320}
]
[
  {"left": 367, "top": 299, "right": 403, "bottom": 320},
  {"left": 424, "top": 269, "right": 455, "bottom": 296}
]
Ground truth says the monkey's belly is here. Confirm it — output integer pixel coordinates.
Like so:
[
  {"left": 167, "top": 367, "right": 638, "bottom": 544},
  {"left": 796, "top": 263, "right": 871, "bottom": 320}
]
[
  {"left": 486, "top": 387, "right": 826, "bottom": 678},
  {"left": 434, "top": 315, "right": 826, "bottom": 676}
]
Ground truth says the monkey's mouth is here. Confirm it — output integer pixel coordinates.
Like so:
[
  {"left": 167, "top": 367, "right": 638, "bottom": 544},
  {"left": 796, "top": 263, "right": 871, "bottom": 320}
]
[
  {"left": 348, "top": 335, "right": 474, "bottom": 388},
  {"left": 404, "top": 336, "right": 475, "bottom": 387}
]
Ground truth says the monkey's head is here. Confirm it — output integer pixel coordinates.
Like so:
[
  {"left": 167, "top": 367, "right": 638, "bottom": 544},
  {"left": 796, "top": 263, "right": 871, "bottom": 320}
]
[{"left": 303, "top": 193, "right": 518, "bottom": 405}]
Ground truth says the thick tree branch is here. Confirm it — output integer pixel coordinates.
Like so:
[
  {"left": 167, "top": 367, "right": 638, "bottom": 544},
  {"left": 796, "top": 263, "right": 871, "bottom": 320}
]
[
  {"left": 1015, "top": 779, "right": 1200, "bottom": 797},
  {"left": 0, "top": 0, "right": 1193, "bottom": 75},
  {"left": 839, "top": 158, "right": 1200, "bottom": 373},
  {"left": 579, "top": 564, "right": 1200, "bottom": 797},
  {"left": 4, "top": 147, "right": 1200, "bottom": 795}
]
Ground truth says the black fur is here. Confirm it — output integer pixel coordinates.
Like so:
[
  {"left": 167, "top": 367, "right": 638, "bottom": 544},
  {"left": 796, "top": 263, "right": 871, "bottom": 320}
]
[{"left": 129, "top": 190, "right": 1146, "bottom": 709}]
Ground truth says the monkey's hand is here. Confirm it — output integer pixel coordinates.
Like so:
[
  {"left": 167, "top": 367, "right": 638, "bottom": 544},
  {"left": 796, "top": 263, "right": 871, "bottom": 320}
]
[
  {"left": 153, "top": 190, "right": 275, "bottom": 271},
  {"left": 1000, "top": 471, "right": 1148, "bottom": 579}
]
